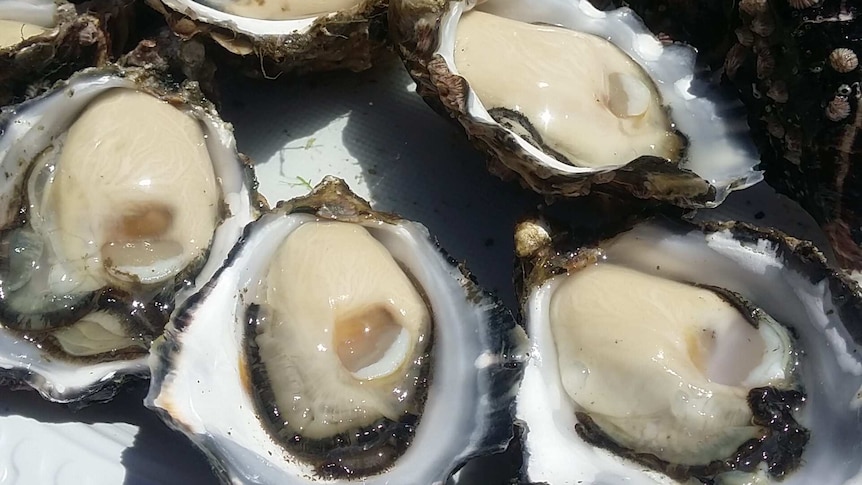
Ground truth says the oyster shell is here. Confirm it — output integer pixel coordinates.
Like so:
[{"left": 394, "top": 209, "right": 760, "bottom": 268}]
[
  {"left": 513, "top": 216, "right": 862, "bottom": 484},
  {"left": 389, "top": 0, "right": 762, "bottom": 208},
  {"left": 0, "top": 0, "right": 123, "bottom": 106},
  {"left": 146, "top": 176, "right": 526, "bottom": 483},
  {"left": 145, "top": 0, "right": 388, "bottom": 78},
  {"left": 0, "top": 65, "right": 259, "bottom": 403}
]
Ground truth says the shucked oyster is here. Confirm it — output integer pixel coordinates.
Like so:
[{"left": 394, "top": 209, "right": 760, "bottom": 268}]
[
  {"left": 513, "top": 216, "right": 862, "bottom": 484},
  {"left": 147, "top": 177, "right": 526, "bottom": 483},
  {"left": 0, "top": 66, "right": 258, "bottom": 403},
  {"left": 390, "top": 0, "right": 762, "bottom": 208},
  {"left": 146, "top": 0, "right": 388, "bottom": 78}
]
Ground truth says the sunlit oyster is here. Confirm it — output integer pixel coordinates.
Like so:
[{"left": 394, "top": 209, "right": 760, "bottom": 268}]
[
  {"left": 145, "top": 0, "right": 388, "bottom": 78},
  {"left": 0, "top": 65, "right": 259, "bottom": 403},
  {"left": 146, "top": 176, "right": 525, "bottom": 483},
  {"left": 512, "top": 216, "right": 862, "bottom": 483},
  {"left": 0, "top": 0, "right": 122, "bottom": 106},
  {"left": 390, "top": 0, "right": 762, "bottom": 208}
]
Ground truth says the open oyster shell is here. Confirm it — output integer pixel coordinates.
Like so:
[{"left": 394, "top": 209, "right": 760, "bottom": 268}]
[
  {"left": 512, "top": 215, "right": 862, "bottom": 484},
  {"left": 390, "top": 0, "right": 762, "bottom": 208},
  {"left": 145, "top": 0, "right": 388, "bottom": 78},
  {"left": 146, "top": 176, "right": 526, "bottom": 484},
  {"left": 0, "top": 65, "right": 260, "bottom": 404}
]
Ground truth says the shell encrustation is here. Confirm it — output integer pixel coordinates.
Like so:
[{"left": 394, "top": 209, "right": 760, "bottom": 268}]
[{"left": 146, "top": 0, "right": 389, "bottom": 78}]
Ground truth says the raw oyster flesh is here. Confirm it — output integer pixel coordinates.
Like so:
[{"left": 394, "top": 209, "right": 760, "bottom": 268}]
[
  {"left": 147, "top": 176, "right": 527, "bottom": 483},
  {"left": 513, "top": 216, "right": 862, "bottom": 484},
  {"left": 389, "top": 0, "right": 762, "bottom": 207},
  {"left": 146, "top": 0, "right": 388, "bottom": 77},
  {"left": 0, "top": 66, "right": 258, "bottom": 403}
]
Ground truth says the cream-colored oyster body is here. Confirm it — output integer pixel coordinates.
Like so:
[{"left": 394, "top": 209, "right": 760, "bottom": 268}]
[
  {"left": 257, "top": 221, "right": 431, "bottom": 439},
  {"left": 454, "top": 11, "right": 680, "bottom": 169},
  {"left": 0, "top": 19, "right": 47, "bottom": 48}
]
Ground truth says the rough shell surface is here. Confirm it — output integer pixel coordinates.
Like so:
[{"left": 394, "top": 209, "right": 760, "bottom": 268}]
[
  {"left": 612, "top": 0, "right": 862, "bottom": 273},
  {"left": 145, "top": 0, "right": 389, "bottom": 79}
]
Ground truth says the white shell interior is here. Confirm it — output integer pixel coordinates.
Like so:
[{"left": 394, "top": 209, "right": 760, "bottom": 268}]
[
  {"left": 434, "top": 0, "right": 762, "bottom": 206},
  {"left": 519, "top": 222, "right": 862, "bottom": 484},
  {"left": 147, "top": 207, "right": 515, "bottom": 484},
  {"left": 158, "top": 0, "right": 321, "bottom": 38},
  {"left": 0, "top": 72, "right": 255, "bottom": 402},
  {"left": 0, "top": 0, "right": 58, "bottom": 27}
]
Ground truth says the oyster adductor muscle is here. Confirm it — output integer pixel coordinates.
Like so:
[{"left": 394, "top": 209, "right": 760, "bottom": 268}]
[
  {"left": 513, "top": 216, "right": 862, "bottom": 484},
  {"left": 146, "top": 176, "right": 526, "bottom": 484},
  {"left": 389, "top": 0, "right": 762, "bottom": 208},
  {"left": 0, "top": 65, "right": 259, "bottom": 403}
]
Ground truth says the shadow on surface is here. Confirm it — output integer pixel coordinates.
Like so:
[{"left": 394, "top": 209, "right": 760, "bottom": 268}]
[
  {"left": 0, "top": 380, "right": 148, "bottom": 425},
  {"left": 0, "top": 381, "right": 217, "bottom": 484},
  {"left": 119, "top": 385, "right": 217, "bottom": 485}
]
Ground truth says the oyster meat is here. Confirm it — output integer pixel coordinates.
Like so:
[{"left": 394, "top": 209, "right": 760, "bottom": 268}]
[
  {"left": 0, "top": 66, "right": 258, "bottom": 403},
  {"left": 513, "top": 216, "right": 862, "bottom": 484},
  {"left": 390, "top": 0, "right": 762, "bottom": 208},
  {"left": 146, "top": 0, "right": 388, "bottom": 78},
  {"left": 146, "top": 177, "right": 526, "bottom": 483}
]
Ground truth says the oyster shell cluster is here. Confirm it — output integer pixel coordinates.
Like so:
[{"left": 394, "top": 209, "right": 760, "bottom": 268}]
[{"left": 0, "top": 0, "right": 859, "bottom": 484}]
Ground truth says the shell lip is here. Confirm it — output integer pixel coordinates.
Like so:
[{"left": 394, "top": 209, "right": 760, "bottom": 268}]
[
  {"left": 152, "top": 0, "right": 383, "bottom": 39},
  {"left": 0, "top": 64, "right": 259, "bottom": 403},
  {"left": 513, "top": 213, "right": 862, "bottom": 484},
  {"left": 155, "top": 0, "right": 320, "bottom": 37},
  {"left": 147, "top": 176, "right": 527, "bottom": 484}
]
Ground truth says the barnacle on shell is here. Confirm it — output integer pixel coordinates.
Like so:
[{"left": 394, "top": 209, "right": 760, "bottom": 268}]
[
  {"left": 829, "top": 48, "right": 859, "bottom": 73},
  {"left": 767, "top": 81, "right": 789, "bottom": 103},
  {"left": 740, "top": 0, "right": 769, "bottom": 15},
  {"left": 787, "top": 0, "right": 819, "bottom": 9},
  {"left": 825, "top": 96, "right": 851, "bottom": 122}
]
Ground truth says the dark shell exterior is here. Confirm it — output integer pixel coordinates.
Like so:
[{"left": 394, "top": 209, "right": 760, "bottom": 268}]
[
  {"left": 608, "top": 0, "right": 862, "bottom": 271},
  {"left": 0, "top": 0, "right": 137, "bottom": 106},
  {"left": 725, "top": 0, "right": 862, "bottom": 272},
  {"left": 389, "top": 0, "right": 728, "bottom": 208},
  {"left": 145, "top": 0, "right": 389, "bottom": 79}
]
